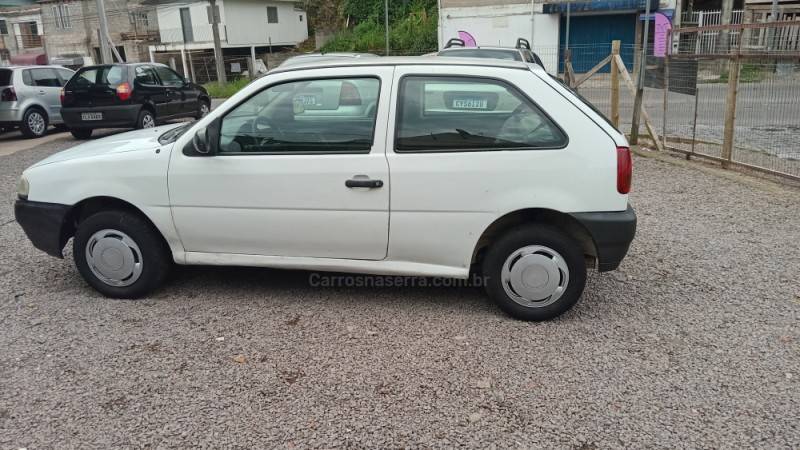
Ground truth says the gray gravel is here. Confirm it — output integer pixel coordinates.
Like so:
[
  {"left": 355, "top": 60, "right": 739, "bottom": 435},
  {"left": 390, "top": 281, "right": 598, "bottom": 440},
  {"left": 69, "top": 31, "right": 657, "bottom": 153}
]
[{"left": 1, "top": 134, "right": 799, "bottom": 448}]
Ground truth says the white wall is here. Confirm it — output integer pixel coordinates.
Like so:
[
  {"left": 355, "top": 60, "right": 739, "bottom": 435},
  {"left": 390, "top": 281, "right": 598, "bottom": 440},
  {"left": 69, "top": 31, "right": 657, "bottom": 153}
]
[
  {"left": 439, "top": 3, "right": 560, "bottom": 73},
  {"left": 158, "top": 1, "right": 226, "bottom": 44},
  {"left": 224, "top": 0, "right": 308, "bottom": 46}
]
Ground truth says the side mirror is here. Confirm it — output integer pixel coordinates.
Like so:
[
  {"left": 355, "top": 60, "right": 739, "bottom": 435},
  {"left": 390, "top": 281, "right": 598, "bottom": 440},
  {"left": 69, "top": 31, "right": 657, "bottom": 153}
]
[{"left": 192, "top": 127, "right": 214, "bottom": 155}]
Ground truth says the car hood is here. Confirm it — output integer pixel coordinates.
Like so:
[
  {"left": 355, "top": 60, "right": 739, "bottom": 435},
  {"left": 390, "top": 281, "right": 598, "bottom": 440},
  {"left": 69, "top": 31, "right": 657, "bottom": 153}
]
[{"left": 31, "top": 123, "right": 185, "bottom": 168}]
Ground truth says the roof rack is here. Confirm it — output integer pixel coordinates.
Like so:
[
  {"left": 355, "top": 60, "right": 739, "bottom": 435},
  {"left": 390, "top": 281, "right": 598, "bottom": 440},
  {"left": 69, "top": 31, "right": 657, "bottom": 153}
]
[
  {"left": 516, "top": 38, "right": 531, "bottom": 50},
  {"left": 444, "top": 38, "right": 465, "bottom": 49}
]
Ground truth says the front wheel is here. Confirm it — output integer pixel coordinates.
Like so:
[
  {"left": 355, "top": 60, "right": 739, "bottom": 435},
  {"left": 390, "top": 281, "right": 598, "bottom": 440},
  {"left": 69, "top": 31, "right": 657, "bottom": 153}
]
[
  {"left": 73, "top": 210, "right": 172, "bottom": 298},
  {"left": 195, "top": 99, "right": 210, "bottom": 119},
  {"left": 482, "top": 225, "right": 587, "bottom": 321}
]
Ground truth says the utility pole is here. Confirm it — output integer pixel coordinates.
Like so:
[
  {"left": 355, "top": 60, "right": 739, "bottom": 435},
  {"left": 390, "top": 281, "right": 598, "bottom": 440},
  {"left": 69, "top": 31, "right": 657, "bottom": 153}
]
[
  {"left": 95, "top": 0, "right": 112, "bottom": 63},
  {"left": 209, "top": 0, "right": 226, "bottom": 84},
  {"left": 384, "top": 0, "right": 390, "bottom": 56},
  {"left": 720, "top": 0, "right": 734, "bottom": 52},
  {"left": 630, "top": 0, "right": 651, "bottom": 144}
]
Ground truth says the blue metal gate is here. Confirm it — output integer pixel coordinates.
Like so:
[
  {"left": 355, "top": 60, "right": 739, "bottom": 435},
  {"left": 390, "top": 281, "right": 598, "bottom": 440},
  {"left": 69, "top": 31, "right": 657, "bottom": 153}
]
[{"left": 558, "top": 14, "right": 637, "bottom": 73}]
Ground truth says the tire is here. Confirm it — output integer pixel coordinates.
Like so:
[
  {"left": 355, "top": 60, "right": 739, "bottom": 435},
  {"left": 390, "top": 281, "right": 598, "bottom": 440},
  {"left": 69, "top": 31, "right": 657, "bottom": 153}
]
[
  {"left": 20, "top": 108, "right": 48, "bottom": 138},
  {"left": 195, "top": 98, "right": 210, "bottom": 119},
  {"left": 482, "top": 224, "right": 587, "bottom": 321},
  {"left": 73, "top": 210, "right": 172, "bottom": 299},
  {"left": 70, "top": 129, "right": 93, "bottom": 139},
  {"left": 136, "top": 109, "right": 156, "bottom": 129}
]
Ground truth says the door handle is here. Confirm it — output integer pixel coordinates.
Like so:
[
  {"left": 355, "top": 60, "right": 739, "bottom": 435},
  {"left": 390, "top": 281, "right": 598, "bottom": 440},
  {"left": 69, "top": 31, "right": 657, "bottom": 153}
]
[
  {"left": 38, "top": 90, "right": 45, "bottom": 95},
  {"left": 345, "top": 178, "right": 383, "bottom": 189}
]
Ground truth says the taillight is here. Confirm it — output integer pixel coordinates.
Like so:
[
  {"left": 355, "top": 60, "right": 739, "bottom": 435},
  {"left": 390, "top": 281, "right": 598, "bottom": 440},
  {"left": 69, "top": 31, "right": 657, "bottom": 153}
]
[
  {"left": 59, "top": 88, "right": 65, "bottom": 104},
  {"left": 617, "top": 146, "right": 632, "bottom": 194},
  {"left": 1, "top": 87, "right": 17, "bottom": 102},
  {"left": 116, "top": 82, "right": 132, "bottom": 101}
]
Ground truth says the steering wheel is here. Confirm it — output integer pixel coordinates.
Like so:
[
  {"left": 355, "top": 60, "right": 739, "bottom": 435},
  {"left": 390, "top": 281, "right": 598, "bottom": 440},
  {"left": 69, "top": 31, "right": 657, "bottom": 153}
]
[{"left": 250, "top": 115, "right": 286, "bottom": 143}]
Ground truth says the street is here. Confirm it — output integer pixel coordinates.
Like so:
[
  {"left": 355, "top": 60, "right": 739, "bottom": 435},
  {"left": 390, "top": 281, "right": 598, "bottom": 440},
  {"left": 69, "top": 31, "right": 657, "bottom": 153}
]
[{"left": 1, "top": 127, "right": 799, "bottom": 447}]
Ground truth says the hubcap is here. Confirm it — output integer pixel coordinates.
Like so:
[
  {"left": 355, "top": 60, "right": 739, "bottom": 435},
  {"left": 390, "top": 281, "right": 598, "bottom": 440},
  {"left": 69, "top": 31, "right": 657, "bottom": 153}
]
[
  {"left": 200, "top": 103, "right": 209, "bottom": 117},
  {"left": 85, "top": 229, "right": 143, "bottom": 287},
  {"left": 28, "top": 112, "right": 45, "bottom": 135},
  {"left": 142, "top": 114, "right": 155, "bottom": 128},
  {"left": 501, "top": 245, "right": 569, "bottom": 307}
]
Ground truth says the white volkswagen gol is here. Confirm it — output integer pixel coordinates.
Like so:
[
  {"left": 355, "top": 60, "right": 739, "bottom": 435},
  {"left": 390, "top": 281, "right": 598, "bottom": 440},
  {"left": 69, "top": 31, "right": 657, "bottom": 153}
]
[{"left": 15, "top": 57, "right": 635, "bottom": 321}]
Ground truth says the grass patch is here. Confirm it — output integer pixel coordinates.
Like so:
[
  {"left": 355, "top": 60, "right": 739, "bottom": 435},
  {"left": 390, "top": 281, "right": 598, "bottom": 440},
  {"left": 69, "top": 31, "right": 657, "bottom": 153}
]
[
  {"left": 710, "top": 63, "right": 768, "bottom": 84},
  {"left": 321, "top": 6, "right": 437, "bottom": 55},
  {"left": 203, "top": 78, "right": 251, "bottom": 98}
]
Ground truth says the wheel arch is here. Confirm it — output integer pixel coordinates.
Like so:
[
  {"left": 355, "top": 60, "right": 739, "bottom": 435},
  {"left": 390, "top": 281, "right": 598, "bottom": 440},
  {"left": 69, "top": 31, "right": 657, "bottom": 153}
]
[
  {"left": 60, "top": 196, "right": 170, "bottom": 256},
  {"left": 471, "top": 208, "right": 598, "bottom": 270},
  {"left": 140, "top": 101, "right": 156, "bottom": 117}
]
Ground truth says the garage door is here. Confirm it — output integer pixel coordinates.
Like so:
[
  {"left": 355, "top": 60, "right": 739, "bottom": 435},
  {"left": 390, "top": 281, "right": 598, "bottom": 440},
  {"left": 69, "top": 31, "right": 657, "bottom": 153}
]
[{"left": 559, "top": 13, "right": 637, "bottom": 73}]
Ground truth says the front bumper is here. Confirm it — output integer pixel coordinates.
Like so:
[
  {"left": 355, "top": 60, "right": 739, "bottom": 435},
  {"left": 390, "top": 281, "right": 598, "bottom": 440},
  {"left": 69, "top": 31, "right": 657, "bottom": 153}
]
[
  {"left": 14, "top": 199, "right": 72, "bottom": 258},
  {"left": 571, "top": 204, "right": 637, "bottom": 272},
  {"left": 61, "top": 104, "right": 140, "bottom": 129}
]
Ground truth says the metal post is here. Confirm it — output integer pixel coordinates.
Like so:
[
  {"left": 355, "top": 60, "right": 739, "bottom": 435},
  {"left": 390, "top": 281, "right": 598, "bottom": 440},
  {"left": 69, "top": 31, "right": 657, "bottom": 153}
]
[
  {"left": 95, "top": 0, "right": 112, "bottom": 64},
  {"left": 630, "top": 0, "right": 652, "bottom": 145},
  {"left": 690, "top": 87, "right": 699, "bottom": 159},
  {"left": 209, "top": 0, "right": 226, "bottom": 84},
  {"left": 662, "top": 52, "right": 669, "bottom": 150},
  {"left": 611, "top": 40, "right": 621, "bottom": 128},
  {"left": 385, "top": 0, "right": 390, "bottom": 56},
  {"left": 181, "top": 47, "right": 188, "bottom": 79},
  {"left": 250, "top": 45, "right": 256, "bottom": 77}
]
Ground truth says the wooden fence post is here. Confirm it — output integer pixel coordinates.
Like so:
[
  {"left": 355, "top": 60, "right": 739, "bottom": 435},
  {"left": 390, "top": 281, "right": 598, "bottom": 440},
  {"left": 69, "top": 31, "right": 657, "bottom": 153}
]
[
  {"left": 721, "top": 33, "right": 743, "bottom": 168},
  {"left": 611, "top": 40, "right": 621, "bottom": 129},
  {"left": 662, "top": 52, "right": 669, "bottom": 150}
]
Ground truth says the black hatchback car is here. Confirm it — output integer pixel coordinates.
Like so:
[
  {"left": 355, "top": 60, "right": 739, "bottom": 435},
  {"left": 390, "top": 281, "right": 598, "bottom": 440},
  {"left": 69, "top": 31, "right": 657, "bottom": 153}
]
[{"left": 61, "top": 63, "right": 211, "bottom": 139}]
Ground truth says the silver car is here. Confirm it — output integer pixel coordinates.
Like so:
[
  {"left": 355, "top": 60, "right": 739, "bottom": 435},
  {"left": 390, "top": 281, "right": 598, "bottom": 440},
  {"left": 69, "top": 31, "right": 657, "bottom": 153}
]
[{"left": 0, "top": 65, "right": 75, "bottom": 138}]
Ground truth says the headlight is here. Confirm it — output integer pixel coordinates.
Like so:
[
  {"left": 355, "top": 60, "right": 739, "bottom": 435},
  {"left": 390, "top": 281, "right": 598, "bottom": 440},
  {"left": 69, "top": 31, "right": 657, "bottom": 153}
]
[{"left": 17, "top": 176, "right": 29, "bottom": 199}]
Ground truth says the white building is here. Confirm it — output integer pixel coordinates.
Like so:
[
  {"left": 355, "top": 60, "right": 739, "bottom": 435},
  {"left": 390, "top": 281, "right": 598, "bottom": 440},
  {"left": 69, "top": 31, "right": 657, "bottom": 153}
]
[{"left": 148, "top": 0, "right": 308, "bottom": 56}]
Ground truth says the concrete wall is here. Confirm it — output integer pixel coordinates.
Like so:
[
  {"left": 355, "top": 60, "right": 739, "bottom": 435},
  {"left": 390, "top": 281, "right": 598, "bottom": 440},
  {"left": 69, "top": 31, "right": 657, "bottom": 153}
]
[{"left": 439, "top": 3, "right": 560, "bottom": 73}]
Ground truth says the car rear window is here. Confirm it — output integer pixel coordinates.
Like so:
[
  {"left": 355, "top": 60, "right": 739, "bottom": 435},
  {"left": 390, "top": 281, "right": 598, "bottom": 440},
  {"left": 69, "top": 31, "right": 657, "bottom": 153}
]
[
  {"left": 439, "top": 49, "right": 521, "bottom": 61},
  {"left": 0, "top": 69, "right": 11, "bottom": 86},
  {"left": 68, "top": 66, "right": 126, "bottom": 88}
]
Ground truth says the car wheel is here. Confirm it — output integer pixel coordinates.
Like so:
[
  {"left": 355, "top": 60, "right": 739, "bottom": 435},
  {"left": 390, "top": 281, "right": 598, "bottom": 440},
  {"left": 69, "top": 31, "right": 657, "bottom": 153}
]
[
  {"left": 20, "top": 108, "right": 48, "bottom": 138},
  {"left": 73, "top": 210, "right": 172, "bottom": 299},
  {"left": 70, "top": 129, "right": 93, "bottom": 139},
  {"left": 196, "top": 99, "right": 210, "bottom": 119},
  {"left": 136, "top": 109, "right": 156, "bottom": 129},
  {"left": 482, "top": 224, "right": 587, "bottom": 321}
]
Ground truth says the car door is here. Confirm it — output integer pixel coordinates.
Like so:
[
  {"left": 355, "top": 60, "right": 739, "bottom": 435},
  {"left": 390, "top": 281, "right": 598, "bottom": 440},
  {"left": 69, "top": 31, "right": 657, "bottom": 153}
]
[
  {"left": 134, "top": 65, "right": 173, "bottom": 117},
  {"left": 53, "top": 68, "right": 75, "bottom": 122},
  {"left": 29, "top": 68, "right": 63, "bottom": 121},
  {"left": 168, "top": 66, "right": 393, "bottom": 260},
  {"left": 153, "top": 65, "right": 187, "bottom": 117}
]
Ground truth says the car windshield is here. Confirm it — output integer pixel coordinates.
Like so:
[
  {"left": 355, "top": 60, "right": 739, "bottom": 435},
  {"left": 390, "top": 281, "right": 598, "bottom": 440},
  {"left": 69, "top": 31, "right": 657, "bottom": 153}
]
[
  {"left": 68, "top": 65, "right": 126, "bottom": 88},
  {"left": 158, "top": 122, "right": 193, "bottom": 145}
]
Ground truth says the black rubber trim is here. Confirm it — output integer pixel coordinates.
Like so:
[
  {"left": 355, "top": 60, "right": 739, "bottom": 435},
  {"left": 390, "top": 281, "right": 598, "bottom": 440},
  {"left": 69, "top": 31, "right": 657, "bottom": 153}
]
[
  {"left": 14, "top": 199, "right": 71, "bottom": 258},
  {"left": 570, "top": 204, "right": 637, "bottom": 272}
]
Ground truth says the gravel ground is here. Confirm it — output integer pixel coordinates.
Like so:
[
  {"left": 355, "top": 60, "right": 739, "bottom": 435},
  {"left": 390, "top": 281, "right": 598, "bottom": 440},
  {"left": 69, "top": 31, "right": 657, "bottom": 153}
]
[{"left": 1, "top": 135, "right": 799, "bottom": 448}]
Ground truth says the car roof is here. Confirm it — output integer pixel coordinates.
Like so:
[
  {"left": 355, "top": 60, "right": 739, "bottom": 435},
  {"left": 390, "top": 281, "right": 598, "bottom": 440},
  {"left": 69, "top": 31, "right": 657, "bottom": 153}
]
[
  {"left": 440, "top": 47, "right": 524, "bottom": 52},
  {"left": 269, "top": 56, "right": 530, "bottom": 74},
  {"left": 2, "top": 65, "right": 71, "bottom": 70}
]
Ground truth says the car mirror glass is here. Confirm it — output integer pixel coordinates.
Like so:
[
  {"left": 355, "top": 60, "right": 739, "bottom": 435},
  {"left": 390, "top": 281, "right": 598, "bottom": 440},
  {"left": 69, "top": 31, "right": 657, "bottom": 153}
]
[{"left": 193, "top": 127, "right": 211, "bottom": 154}]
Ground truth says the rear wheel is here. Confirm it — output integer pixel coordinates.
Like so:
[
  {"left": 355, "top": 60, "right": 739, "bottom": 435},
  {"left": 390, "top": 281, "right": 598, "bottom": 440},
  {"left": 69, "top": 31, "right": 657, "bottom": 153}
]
[
  {"left": 20, "top": 108, "right": 48, "bottom": 138},
  {"left": 482, "top": 224, "right": 587, "bottom": 321},
  {"left": 70, "top": 129, "right": 93, "bottom": 139},
  {"left": 136, "top": 109, "right": 156, "bottom": 129},
  {"left": 73, "top": 210, "right": 172, "bottom": 298}
]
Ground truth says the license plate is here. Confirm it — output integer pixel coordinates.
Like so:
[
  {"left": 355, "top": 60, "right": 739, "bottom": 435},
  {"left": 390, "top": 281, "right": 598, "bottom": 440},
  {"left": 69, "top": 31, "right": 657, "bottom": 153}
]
[
  {"left": 295, "top": 95, "right": 318, "bottom": 106},
  {"left": 452, "top": 98, "right": 488, "bottom": 110},
  {"left": 81, "top": 112, "right": 103, "bottom": 121}
]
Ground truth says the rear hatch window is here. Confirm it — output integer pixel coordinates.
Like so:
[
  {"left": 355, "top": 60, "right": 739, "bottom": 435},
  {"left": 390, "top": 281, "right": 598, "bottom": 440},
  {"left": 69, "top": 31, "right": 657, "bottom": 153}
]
[
  {"left": 0, "top": 69, "right": 11, "bottom": 86},
  {"left": 65, "top": 65, "right": 128, "bottom": 107}
]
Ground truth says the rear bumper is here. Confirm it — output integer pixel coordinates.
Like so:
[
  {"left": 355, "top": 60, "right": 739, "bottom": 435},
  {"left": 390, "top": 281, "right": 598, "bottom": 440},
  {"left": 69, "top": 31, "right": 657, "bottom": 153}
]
[
  {"left": 62, "top": 104, "right": 140, "bottom": 129},
  {"left": 571, "top": 204, "right": 637, "bottom": 272},
  {"left": 0, "top": 104, "right": 23, "bottom": 123},
  {"left": 14, "top": 199, "right": 72, "bottom": 258}
]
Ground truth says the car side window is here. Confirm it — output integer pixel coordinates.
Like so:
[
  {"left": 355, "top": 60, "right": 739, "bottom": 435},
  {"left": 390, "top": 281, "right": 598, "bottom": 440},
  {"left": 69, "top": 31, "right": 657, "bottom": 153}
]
[
  {"left": 154, "top": 66, "right": 183, "bottom": 87},
  {"left": 56, "top": 68, "right": 74, "bottom": 86},
  {"left": 135, "top": 66, "right": 160, "bottom": 86},
  {"left": 29, "top": 69, "right": 62, "bottom": 87},
  {"left": 218, "top": 77, "right": 380, "bottom": 154},
  {"left": 395, "top": 76, "right": 566, "bottom": 152}
]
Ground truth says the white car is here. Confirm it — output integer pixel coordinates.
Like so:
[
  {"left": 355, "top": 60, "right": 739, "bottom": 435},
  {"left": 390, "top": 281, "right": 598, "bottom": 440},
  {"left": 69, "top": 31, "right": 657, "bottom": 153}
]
[{"left": 15, "top": 57, "right": 636, "bottom": 321}]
